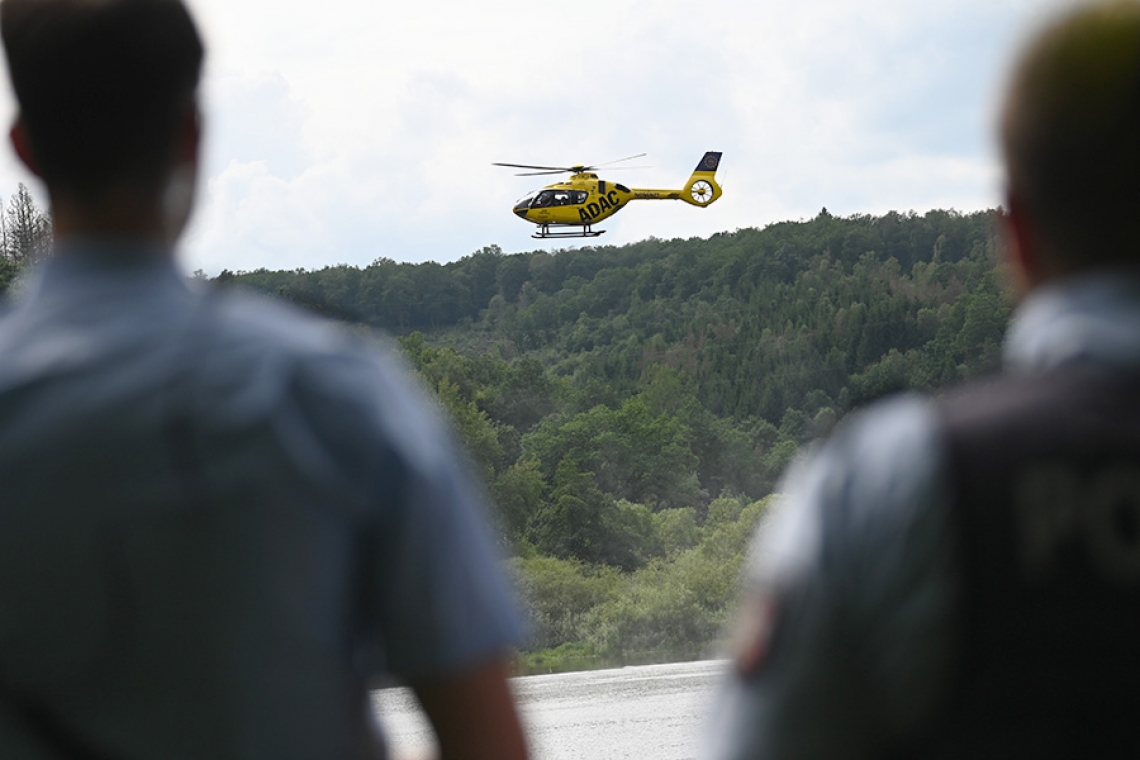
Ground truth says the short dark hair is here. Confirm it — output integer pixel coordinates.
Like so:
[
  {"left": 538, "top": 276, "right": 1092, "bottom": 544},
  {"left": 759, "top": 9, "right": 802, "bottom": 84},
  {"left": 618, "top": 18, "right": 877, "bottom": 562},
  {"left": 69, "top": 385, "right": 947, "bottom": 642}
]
[
  {"left": 1001, "top": 1, "right": 1140, "bottom": 270},
  {"left": 0, "top": 0, "right": 204, "bottom": 199}
]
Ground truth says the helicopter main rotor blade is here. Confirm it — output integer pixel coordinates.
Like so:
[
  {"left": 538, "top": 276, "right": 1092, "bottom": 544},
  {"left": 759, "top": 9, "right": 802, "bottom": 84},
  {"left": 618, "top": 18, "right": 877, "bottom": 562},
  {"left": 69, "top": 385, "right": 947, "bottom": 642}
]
[
  {"left": 493, "top": 162, "right": 575, "bottom": 172},
  {"left": 495, "top": 154, "right": 650, "bottom": 175},
  {"left": 592, "top": 153, "right": 648, "bottom": 168}
]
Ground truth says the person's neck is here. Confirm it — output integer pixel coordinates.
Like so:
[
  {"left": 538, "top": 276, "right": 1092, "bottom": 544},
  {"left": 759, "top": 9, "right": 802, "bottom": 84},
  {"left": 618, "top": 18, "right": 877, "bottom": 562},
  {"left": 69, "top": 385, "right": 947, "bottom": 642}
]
[{"left": 49, "top": 190, "right": 175, "bottom": 252}]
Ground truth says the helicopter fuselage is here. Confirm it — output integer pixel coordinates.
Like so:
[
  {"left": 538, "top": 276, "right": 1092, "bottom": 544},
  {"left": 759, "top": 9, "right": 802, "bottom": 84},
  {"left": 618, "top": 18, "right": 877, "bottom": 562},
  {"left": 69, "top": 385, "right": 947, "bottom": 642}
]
[{"left": 513, "top": 173, "right": 635, "bottom": 228}]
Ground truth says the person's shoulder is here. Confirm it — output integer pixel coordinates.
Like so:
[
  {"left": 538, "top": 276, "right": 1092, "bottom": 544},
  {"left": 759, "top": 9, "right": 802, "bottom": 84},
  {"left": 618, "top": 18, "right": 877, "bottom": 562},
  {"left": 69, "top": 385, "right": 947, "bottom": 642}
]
[
  {"left": 193, "top": 286, "right": 411, "bottom": 435},
  {"left": 827, "top": 393, "right": 942, "bottom": 462},
  {"left": 205, "top": 285, "right": 457, "bottom": 463},
  {"left": 206, "top": 286, "right": 361, "bottom": 359},
  {"left": 794, "top": 392, "right": 946, "bottom": 515},
  {"left": 757, "top": 393, "right": 951, "bottom": 584},
  {"left": 200, "top": 285, "right": 417, "bottom": 395},
  {"left": 831, "top": 392, "right": 949, "bottom": 529}
]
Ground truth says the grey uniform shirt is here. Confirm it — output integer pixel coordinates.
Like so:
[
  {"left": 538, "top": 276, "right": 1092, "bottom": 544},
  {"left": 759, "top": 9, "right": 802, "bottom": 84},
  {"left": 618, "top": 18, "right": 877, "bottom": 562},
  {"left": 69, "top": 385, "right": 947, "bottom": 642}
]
[
  {"left": 0, "top": 242, "right": 524, "bottom": 759},
  {"left": 705, "top": 271, "right": 1140, "bottom": 759}
]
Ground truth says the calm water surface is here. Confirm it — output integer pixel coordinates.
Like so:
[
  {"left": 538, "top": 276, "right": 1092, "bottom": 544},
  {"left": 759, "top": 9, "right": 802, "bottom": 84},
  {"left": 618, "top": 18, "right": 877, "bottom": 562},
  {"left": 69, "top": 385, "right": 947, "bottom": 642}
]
[{"left": 372, "top": 659, "right": 728, "bottom": 760}]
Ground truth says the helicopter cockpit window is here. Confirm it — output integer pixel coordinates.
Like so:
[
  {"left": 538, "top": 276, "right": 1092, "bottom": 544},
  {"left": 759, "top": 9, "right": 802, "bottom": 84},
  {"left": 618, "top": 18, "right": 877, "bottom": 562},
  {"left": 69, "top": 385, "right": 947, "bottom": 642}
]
[
  {"left": 531, "top": 190, "right": 557, "bottom": 208},
  {"left": 514, "top": 191, "right": 538, "bottom": 212},
  {"left": 521, "top": 189, "right": 589, "bottom": 209}
]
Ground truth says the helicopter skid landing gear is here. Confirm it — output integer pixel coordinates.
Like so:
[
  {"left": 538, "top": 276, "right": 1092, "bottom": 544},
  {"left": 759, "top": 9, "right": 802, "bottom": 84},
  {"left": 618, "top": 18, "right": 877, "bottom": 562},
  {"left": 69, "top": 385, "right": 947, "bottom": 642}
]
[{"left": 532, "top": 223, "right": 606, "bottom": 239}]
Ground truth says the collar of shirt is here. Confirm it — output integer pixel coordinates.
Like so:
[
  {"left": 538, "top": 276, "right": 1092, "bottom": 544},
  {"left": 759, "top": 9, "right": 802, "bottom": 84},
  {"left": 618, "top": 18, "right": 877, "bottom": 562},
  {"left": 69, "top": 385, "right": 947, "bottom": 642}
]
[
  {"left": 1004, "top": 270, "right": 1140, "bottom": 373},
  {"left": 17, "top": 237, "right": 190, "bottom": 312}
]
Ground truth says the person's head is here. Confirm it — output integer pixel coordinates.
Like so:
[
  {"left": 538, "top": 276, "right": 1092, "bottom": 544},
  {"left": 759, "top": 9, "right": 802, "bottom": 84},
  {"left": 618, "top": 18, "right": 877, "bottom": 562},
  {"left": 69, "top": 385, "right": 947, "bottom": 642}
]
[
  {"left": 0, "top": 0, "right": 204, "bottom": 235},
  {"left": 1001, "top": 0, "right": 1140, "bottom": 289}
]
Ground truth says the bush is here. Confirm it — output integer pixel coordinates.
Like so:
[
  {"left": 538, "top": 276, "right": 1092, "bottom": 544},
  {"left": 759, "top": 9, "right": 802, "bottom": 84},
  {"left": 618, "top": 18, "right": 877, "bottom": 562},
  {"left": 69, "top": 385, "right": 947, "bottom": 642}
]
[
  {"left": 510, "top": 555, "right": 618, "bottom": 650},
  {"left": 514, "top": 496, "right": 775, "bottom": 662}
]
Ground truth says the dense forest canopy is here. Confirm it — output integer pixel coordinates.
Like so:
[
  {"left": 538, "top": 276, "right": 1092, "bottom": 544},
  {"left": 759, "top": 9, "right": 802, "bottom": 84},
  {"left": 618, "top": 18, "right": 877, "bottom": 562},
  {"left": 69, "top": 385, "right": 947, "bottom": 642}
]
[
  {"left": 225, "top": 206, "right": 1007, "bottom": 512},
  {"left": 219, "top": 208, "right": 1011, "bottom": 666},
  {"left": 4, "top": 205, "right": 1011, "bottom": 667}
]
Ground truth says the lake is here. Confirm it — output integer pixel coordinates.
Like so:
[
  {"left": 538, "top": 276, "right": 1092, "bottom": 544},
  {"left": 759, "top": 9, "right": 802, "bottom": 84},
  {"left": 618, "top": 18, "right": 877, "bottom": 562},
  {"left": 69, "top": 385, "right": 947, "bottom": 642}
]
[{"left": 372, "top": 658, "right": 728, "bottom": 760}]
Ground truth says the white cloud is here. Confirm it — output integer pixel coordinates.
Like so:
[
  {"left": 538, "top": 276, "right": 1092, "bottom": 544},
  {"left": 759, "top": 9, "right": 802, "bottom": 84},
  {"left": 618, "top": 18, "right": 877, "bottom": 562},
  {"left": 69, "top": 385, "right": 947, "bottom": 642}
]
[{"left": 0, "top": 0, "right": 1075, "bottom": 272}]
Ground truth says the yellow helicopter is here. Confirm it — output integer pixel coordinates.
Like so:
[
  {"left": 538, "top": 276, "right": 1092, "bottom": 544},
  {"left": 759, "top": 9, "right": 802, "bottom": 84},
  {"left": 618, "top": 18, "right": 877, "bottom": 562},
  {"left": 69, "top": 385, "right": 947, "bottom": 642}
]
[{"left": 494, "top": 151, "right": 723, "bottom": 239}]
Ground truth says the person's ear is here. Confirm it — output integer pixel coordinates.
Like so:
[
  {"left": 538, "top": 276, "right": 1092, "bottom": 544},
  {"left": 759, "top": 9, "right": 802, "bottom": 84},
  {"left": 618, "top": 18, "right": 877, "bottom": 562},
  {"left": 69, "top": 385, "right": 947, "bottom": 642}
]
[
  {"left": 1002, "top": 192, "right": 1040, "bottom": 297},
  {"left": 175, "top": 103, "right": 201, "bottom": 167},
  {"left": 161, "top": 103, "right": 202, "bottom": 241},
  {"left": 9, "top": 117, "right": 41, "bottom": 177}
]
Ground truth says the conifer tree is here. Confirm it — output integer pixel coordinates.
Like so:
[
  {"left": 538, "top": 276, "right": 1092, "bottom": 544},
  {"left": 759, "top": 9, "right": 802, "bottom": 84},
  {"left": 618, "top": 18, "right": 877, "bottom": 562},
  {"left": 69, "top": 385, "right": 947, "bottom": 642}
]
[{"left": 2, "top": 183, "right": 50, "bottom": 265}]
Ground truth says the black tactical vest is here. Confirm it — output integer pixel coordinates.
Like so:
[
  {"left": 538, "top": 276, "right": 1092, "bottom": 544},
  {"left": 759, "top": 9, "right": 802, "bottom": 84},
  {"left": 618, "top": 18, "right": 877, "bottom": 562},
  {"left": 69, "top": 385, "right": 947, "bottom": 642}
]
[{"left": 913, "top": 364, "right": 1140, "bottom": 758}]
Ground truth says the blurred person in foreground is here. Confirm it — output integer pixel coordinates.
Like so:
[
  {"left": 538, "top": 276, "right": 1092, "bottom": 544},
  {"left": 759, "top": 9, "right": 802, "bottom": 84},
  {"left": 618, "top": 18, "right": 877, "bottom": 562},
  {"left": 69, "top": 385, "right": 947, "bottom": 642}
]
[
  {"left": 0, "top": 1, "right": 528, "bottom": 758},
  {"left": 707, "top": 2, "right": 1140, "bottom": 758}
]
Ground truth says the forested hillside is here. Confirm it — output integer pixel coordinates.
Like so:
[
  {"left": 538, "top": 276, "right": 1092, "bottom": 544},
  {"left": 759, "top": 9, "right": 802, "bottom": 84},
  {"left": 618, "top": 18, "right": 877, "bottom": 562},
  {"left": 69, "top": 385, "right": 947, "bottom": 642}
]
[
  {"left": 3, "top": 207, "right": 1011, "bottom": 668},
  {"left": 222, "top": 208, "right": 1010, "bottom": 668},
  {"left": 228, "top": 207, "right": 1007, "bottom": 517}
]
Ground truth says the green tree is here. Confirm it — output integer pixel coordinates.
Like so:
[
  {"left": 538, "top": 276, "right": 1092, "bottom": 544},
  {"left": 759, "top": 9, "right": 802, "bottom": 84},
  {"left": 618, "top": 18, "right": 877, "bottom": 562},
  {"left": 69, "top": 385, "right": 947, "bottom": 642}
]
[
  {"left": 490, "top": 459, "right": 546, "bottom": 546},
  {"left": 0, "top": 253, "right": 18, "bottom": 295},
  {"left": 528, "top": 457, "right": 620, "bottom": 565},
  {"left": 431, "top": 378, "right": 504, "bottom": 479}
]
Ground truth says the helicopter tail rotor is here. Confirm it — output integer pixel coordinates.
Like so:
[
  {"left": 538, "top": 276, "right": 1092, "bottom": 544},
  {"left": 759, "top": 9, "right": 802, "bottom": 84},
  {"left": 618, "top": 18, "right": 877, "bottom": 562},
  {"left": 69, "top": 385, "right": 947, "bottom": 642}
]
[{"left": 680, "top": 151, "right": 723, "bottom": 207}]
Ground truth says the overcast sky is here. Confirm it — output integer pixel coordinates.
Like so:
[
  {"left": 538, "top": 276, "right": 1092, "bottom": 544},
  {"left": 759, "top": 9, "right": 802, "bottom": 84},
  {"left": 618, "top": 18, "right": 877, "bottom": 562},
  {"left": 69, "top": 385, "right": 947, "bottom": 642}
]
[{"left": 0, "top": 0, "right": 1071, "bottom": 274}]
